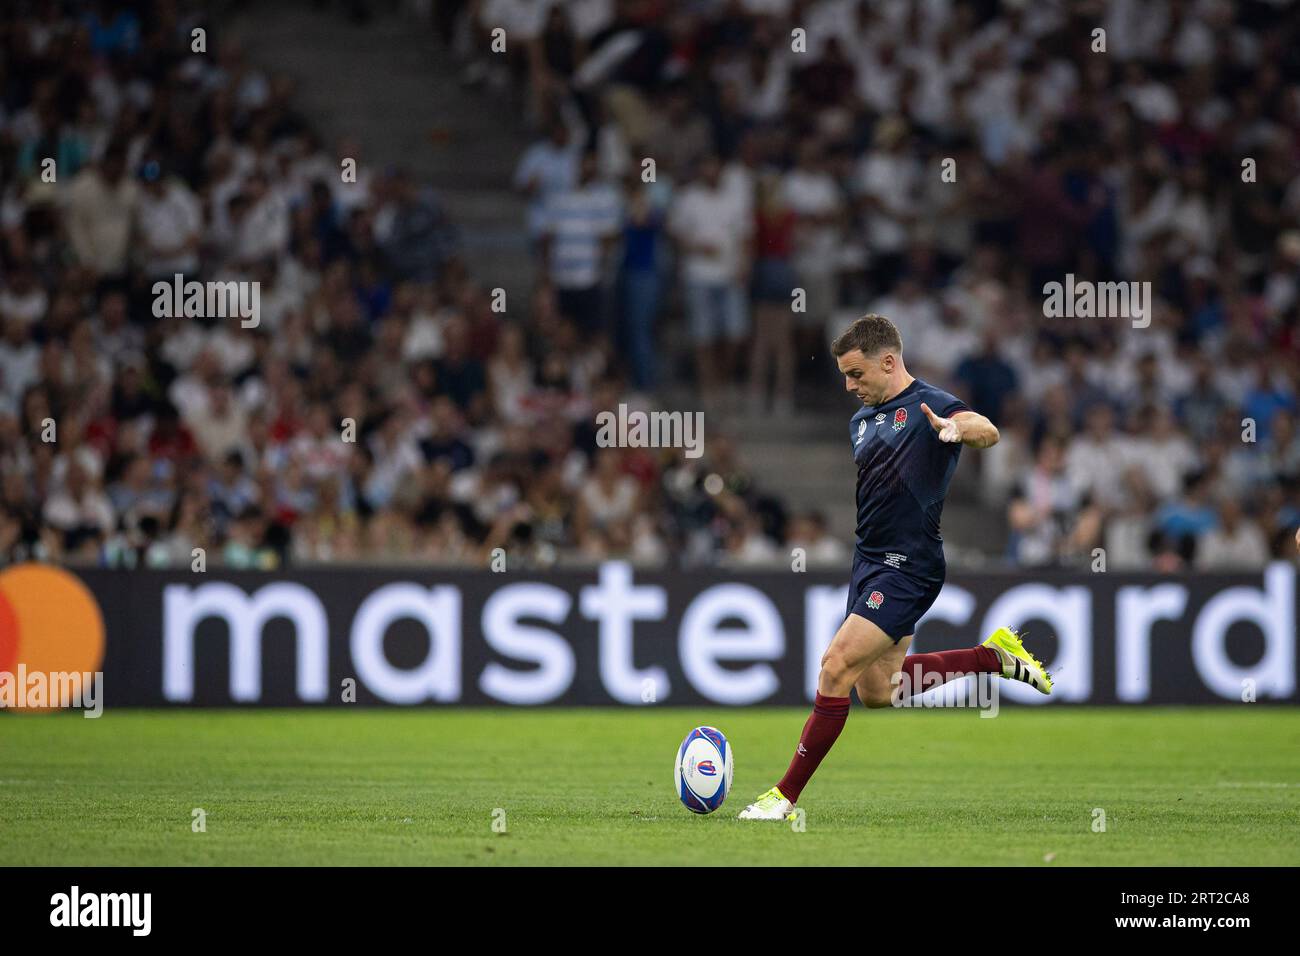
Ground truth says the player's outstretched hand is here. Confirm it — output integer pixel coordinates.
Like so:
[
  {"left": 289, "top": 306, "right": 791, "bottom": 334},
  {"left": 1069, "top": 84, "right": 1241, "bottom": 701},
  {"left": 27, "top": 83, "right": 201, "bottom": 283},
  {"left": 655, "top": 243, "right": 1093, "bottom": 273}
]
[{"left": 920, "top": 402, "right": 962, "bottom": 443}]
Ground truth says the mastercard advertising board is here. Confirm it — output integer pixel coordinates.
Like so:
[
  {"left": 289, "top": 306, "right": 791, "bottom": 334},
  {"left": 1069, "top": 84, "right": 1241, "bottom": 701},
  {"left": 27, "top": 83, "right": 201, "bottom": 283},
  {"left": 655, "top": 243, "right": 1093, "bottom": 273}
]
[{"left": 0, "top": 561, "right": 1295, "bottom": 711}]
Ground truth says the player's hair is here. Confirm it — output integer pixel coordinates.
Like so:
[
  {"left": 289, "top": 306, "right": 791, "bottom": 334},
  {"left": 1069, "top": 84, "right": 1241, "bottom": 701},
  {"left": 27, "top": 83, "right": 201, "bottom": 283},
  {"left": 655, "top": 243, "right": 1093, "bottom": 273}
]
[{"left": 830, "top": 314, "right": 903, "bottom": 358}]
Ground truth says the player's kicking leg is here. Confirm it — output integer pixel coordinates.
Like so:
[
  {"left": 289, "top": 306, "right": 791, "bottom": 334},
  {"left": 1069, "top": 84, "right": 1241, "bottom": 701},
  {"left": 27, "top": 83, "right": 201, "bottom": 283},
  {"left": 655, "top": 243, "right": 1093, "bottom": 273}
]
[
  {"left": 885, "top": 626, "right": 1052, "bottom": 700},
  {"left": 738, "top": 612, "right": 895, "bottom": 820},
  {"left": 738, "top": 623, "right": 1051, "bottom": 820}
]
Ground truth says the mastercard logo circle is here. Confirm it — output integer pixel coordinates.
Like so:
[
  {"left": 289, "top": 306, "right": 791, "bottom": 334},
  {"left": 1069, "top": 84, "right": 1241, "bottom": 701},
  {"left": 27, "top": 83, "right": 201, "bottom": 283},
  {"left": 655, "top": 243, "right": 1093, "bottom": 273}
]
[{"left": 0, "top": 563, "right": 105, "bottom": 711}]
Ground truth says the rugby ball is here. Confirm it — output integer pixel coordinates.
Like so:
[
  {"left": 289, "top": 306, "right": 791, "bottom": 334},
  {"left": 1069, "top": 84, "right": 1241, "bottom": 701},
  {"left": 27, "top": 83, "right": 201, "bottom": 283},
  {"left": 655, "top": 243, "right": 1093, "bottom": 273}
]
[{"left": 675, "top": 726, "right": 735, "bottom": 814}]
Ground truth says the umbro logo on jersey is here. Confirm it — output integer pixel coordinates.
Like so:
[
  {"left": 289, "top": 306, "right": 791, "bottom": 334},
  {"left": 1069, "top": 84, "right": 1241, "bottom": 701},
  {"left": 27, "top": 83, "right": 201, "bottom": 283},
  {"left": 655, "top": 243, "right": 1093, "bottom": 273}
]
[{"left": 874, "top": 413, "right": 885, "bottom": 424}]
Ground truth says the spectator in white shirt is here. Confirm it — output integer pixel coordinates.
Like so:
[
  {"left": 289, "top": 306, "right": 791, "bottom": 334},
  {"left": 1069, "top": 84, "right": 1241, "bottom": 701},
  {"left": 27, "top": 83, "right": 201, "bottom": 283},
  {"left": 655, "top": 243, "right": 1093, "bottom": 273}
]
[
  {"left": 42, "top": 460, "right": 115, "bottom": 554},
  {"left": 185, "top": 382, "right": 250, "bottom": 464},
  {"left": 233, "top": 171, "right": 290, "bottom": 264},
  {"left": 133, "top": 159, "right": 202, "bottom": 280},
  {"left": 63, "top": 143, "right": 137, "bottom": 279},
  {"left": 669, "top": 154, "right": 754, "bottom": 406},
  {"left": 0, "top": 265, "right": 48, "bottom": 327},
  {"left": 855, "top": 116, "right": 917, "bottom": 289},
  {"left": 784, "top": 511, "right": 849, "bottom": 567},
  {"left": 1129, "top": 404, "right": 1199, "bottom": 500},
  {"left": 783, "top": 141, "right": 844, "bottom": 335},
  {"left": 1009, "top": 437, "right": 1094, "bottom": 566},
  {"left": 1103, "top": 466, "right": 1158, "bottom": 569},
  {"left": 1196, "top": 498, "right": 1269, "bottom": 569},
  {"left": 0, "top": 317, "right": 40, "bottom": 407},
  {"left": 514, "top": 120, "right": 581, "bottom": 243},
  {"left": 575, "top": 447, "right": 640, "bottom": 555},
  {"left": 1065, "top": 403, "right": 1134, "bottom": 511}
]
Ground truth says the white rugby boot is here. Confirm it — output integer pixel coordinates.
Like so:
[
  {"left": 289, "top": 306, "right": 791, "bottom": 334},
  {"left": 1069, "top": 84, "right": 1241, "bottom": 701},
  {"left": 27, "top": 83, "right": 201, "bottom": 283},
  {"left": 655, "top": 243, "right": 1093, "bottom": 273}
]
[{"left": 737, "top": 786, "right": 796, "bottom": 821}]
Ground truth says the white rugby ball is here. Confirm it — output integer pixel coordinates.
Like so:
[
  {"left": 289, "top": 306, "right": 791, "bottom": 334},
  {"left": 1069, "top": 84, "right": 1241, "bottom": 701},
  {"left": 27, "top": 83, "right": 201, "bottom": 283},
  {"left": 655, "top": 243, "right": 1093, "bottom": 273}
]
[{"left": 675, "top": 726, "right": 735, "bottom": 814}]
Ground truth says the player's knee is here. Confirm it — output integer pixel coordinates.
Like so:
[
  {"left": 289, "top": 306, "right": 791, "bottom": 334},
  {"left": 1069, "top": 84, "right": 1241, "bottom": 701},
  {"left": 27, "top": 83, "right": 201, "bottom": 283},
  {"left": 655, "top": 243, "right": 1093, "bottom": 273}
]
[{"left": 818, "top": 651, "right": 858, "bottom": 694}]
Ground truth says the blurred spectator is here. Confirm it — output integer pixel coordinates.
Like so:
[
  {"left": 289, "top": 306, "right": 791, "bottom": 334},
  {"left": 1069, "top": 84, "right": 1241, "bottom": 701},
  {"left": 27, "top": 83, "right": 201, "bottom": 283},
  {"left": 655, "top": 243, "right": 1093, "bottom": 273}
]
[
  {"left": 1103, "top": 466, "right": 1158, "bottom": 570},
  {"left": 954, "top": 326, "right": 1020, "bottom": 427},
  {"left": 1196, "top": 498, "right": 1269, "bottom": 569},
  {"left": 784, "top": 140, "right": 844, "bottom": 354},
  {"left": 376, "top": 169, "right": 458, "bottom": 282},
  {"left": 670, "top": 154, "right": 753, "bottom": 406},
  {"left": 133, "top": 158, "right": 202, "bottom": 279},
  {"left": 748, "top": 171, "right": 798, "bottom": 416},
  {"left": 42, "top": 461, "right": 114, "bottom": 557},
  {"left": 855, "top": 116, "right": 915, "bottom": 290},
  {"left": 538, "top": 152, "right": 621, "bottom": 335},
  {"left": 1065, "top": 404, "right": 1133, "bottom": 512},
  {"left": 1155, "top": 473, "right": 1219, "bottom": 557},
  {"left": 514, "top": 120, "right": 581, "bottom": 245},
  {"left": 63, "top": 143, "right": 136, "bottom": 280},
  {"left": 785, "top": 511, "right": 849, "bottom": 567},
  {"left": 0, "top": 318, "right": 41, "bottom": 409},
  {"left": 186, "top": 382, "right": 250, "bottom": 464},
  {"left": 616, "top": 173, "right": 666, "bottom": 392},
  {"left": 1007, "top": 437, "right": 1098, "bottom": 566},
  {"left": 1128, "top": 405, "right": 1198, "bottom": 501},
  {"left": 574, "top": 446, "right": 640, "bottom": 556}
]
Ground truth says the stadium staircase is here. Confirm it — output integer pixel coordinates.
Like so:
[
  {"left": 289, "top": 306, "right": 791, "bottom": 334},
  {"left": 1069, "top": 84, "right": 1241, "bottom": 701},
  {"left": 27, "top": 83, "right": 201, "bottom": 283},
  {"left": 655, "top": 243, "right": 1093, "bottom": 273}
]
[{"left": 231, "top": 1, "right": 536, "bottom": 294}]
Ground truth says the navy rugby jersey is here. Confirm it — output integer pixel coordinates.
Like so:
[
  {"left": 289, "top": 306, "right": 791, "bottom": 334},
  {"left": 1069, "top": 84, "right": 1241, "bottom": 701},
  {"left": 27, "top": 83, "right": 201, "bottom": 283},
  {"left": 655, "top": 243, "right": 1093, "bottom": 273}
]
[{"left": 847, "top": 378, "right": 970, "bottom": 583}]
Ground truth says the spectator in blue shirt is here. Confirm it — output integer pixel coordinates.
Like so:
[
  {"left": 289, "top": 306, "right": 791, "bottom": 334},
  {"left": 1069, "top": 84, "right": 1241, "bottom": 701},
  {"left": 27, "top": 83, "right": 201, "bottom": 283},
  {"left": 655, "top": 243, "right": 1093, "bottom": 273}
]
[
  {"left": 955, "top": 328, "right": 1020, "bottom": 426},
  {"left": 617, "top": 173, "right": 665, "bottom": 390}
]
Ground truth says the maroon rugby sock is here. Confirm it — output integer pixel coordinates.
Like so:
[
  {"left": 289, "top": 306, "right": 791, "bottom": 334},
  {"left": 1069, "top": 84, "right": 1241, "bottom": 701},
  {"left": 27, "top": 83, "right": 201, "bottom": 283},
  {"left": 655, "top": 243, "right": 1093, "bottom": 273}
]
[
  {"left": 895, "top": 645, "right": 1001, "bottom": 698},
  {"left": 775, "top": 692, "right": 851, "bottom": 805}
]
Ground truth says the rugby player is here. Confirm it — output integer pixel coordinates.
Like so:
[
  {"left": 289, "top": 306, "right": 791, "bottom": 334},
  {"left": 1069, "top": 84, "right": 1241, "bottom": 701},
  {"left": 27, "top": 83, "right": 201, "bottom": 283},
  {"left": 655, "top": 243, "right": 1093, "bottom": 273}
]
[{"left": 739, "top": 314, "right": 1051, "bottom": 821}]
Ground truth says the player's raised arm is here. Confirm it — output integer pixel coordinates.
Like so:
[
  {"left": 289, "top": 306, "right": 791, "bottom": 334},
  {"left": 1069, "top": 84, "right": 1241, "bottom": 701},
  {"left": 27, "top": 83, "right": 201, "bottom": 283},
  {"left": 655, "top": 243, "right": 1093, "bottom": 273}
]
[{"left": 919, "top": 403, "right": 1000, "bottom": 449}]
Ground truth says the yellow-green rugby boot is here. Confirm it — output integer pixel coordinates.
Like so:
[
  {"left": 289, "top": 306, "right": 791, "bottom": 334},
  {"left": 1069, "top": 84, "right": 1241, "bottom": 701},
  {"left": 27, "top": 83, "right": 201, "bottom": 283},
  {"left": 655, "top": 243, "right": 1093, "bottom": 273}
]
[{"left": 982, "top": 626, "right": 1053, "bottom": 694}]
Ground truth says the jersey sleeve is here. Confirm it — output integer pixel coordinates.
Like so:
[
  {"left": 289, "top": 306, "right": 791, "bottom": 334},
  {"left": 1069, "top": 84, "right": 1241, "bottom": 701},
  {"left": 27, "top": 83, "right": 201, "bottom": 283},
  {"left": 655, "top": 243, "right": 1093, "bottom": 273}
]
[{"left": 933, "top": 387, "right": 971, "bottom": 418}]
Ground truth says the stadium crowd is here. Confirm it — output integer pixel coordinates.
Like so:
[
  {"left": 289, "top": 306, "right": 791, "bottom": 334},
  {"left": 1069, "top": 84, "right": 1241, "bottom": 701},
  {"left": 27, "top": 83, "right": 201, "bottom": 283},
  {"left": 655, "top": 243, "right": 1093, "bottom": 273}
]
[
  {"left": 492, "top": 0, "right": 1300, "bottom": 568},
  {"left": 0, "top": 0, "right": 1298, "bottom": 571}
]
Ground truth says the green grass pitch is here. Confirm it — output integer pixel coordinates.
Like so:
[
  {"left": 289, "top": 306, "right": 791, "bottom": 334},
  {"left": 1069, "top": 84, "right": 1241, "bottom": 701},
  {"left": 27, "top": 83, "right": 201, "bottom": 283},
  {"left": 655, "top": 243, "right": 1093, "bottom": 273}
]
[{"left": 1, "top": 708, "right": 1297, "bottom": 865}]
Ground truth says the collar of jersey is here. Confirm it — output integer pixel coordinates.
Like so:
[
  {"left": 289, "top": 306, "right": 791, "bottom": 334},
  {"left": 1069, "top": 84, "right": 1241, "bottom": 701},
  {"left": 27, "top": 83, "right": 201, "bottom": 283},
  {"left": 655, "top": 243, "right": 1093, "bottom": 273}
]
[{"left": 860, "top": 378, "right": 922, "bottom": 415}]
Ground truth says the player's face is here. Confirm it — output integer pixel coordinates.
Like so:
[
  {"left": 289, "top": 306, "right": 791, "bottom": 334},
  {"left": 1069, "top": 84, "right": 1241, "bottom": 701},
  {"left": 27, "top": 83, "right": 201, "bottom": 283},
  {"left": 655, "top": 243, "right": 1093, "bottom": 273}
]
[{"left": 837, "top": 349, "right": 890, "bottom": 405}]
